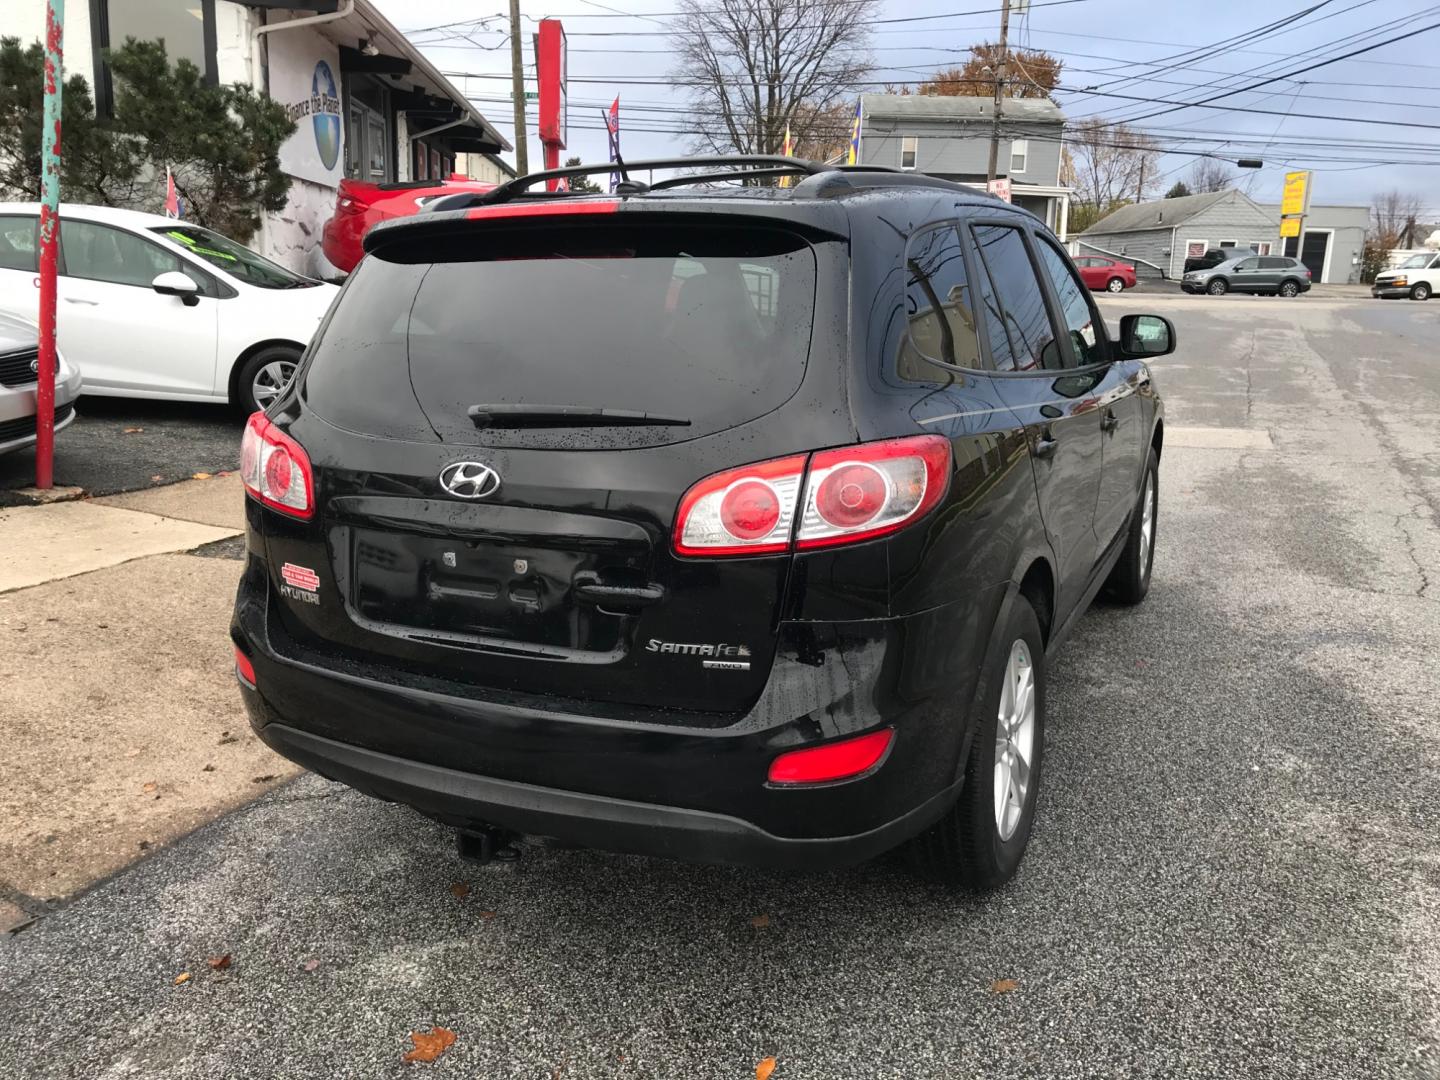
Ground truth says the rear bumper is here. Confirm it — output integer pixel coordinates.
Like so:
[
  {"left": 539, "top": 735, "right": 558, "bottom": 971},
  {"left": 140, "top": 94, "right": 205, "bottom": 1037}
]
[
  {"left": 232, "top": 564, "right": 1002, "bottom": 868},
  {"left": 251, "top": 719, "right": 959, "bottom": 869}
]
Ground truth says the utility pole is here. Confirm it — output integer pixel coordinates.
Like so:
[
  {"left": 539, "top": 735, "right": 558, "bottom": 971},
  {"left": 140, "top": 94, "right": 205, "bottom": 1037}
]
[
  {"left": 1136, "top": 157, "right": 1145, "bottom": 202},
  {"left": 508, "top": 0, "right": 528, "bottom": 174},
  {"left": 36, "top": 0, "right": 64, "bottom": 490},
  {"left": 985, "top": 0, "right": 1011, "bottom": 186}
]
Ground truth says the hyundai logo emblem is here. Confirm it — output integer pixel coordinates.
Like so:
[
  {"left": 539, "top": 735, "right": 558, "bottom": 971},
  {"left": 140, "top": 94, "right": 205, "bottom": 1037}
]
[{"left": 438, "top": 461, "right": 501, "bottom": 500}]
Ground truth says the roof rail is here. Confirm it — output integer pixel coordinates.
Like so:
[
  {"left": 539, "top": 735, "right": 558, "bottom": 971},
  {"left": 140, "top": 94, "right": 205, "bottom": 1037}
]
[{"left": 472, "top": 155, "right": 828, "bottom": 207}]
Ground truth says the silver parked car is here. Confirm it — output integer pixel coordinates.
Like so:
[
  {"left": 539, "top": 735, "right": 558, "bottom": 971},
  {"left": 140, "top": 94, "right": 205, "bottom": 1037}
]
[{"left": 0, "top": 310, "right": 82, "bottom": 455}]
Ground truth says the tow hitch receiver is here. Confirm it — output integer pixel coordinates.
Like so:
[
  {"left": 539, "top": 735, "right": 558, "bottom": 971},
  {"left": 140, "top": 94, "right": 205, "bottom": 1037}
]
[{"left": 456, "top": 827, "right": 522, "bottom": 865}]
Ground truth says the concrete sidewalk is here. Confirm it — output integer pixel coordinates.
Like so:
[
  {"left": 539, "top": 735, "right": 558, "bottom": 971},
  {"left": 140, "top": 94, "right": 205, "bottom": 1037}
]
[{"left": 0, "top": 474, "right": 299, "bottom": 932}]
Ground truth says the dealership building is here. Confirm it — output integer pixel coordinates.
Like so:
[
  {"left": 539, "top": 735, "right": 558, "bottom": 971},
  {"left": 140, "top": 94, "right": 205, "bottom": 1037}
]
[{"left": 0, "top": 0, "right": 512, "bottom": 276}]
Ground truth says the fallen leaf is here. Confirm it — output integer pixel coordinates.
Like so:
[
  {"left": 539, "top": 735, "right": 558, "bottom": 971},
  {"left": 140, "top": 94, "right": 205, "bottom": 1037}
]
[
  {"left": 302, "top": 958, "right": 321, "bottom": 973},
  {"left": 449, "top": 881, "right": 470, "bottom": 900},
  {"left": 122, "top": 427, "right": 143, "bottom": 434},
  {"left": 138, "top": 840, "right": 151, "bottom": 851},
  {"left": 990, "top": 978, "right": 1020, "bottom": 994},
  {"left": 478, "top": 910, "right": 497, "bottom": 920},
  {"left": 202, "top": 764, "right": 215, "bottom": 773},
  {"left": 174, "top": 972, "right": 190, "bottom": 985},
  {"left": 218, "top": 732, "right": 239, "bottom": 745},
  {"left": 750, "top": 914, "right": 770, "bottom": 929},
  {"left": 124, "top": 748, "right": 142, "bottom": 759},
  {"left": 251, "top": 774, "right": 278, "bottom": 784},
  {"left": 192, "top": 472, "right": 212, "bottom": 480},
  {"left": 756, "top": 1056, "right": 778, "bottom": 1080},
  {"left": 207, "top": 954, "right": 232, "bottom": 971},
  {"left": 402, "top": 1027, "right": 457, "bottom": 1064},
  {"left": 141, "top": 782, "right": 157, "bottom": 794},
  {"left": 150, "top": 474, "right": 164, "bottom": 482}
]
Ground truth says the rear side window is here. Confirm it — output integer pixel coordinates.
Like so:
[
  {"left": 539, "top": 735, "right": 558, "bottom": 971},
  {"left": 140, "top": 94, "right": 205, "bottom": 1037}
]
[
  {"left": 1259, "top": 257, "right": 1290, "bottom": 270},
  {"left": 0, "top": 216, "right": 36, "bottom": 272},
  {"left": 970, "top": 223, "right": 1065, "bottom": 373},
  {"left": 303, "top": 223, "right": 819, "bottom": 448},
  {"left": 901, "top": 223, "right": 981, "bottom": 371}
]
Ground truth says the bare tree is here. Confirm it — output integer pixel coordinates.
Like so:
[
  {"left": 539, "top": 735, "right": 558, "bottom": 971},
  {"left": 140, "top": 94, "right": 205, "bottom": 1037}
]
[
  {"left": 1372, "top": 189, "right": 1423, "bottom": 242},
  {"left": 1188, "top": 157, "right": 1236, "bottom": 193},
  {"left": 1067, "top": 118, "right": 1160, "bottom": 219},
  {"left": 670, "top": 0, "right": 878, "bottom": 158}
]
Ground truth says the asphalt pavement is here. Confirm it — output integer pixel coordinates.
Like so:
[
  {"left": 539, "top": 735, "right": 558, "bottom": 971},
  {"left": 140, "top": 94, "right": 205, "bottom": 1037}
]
[
  {"left": 2, "top": 294, "right": 1438, "bottom": 1079},
  {"left": 0, "top": 396, "right": 243, "bottom": 500}
]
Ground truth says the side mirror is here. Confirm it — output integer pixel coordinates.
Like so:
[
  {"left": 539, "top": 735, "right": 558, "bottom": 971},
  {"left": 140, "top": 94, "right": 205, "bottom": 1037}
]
[
  {"left": 152, "top": 271, "right": 201, "bottom": 306},
  {"left": 1118, "top": 314, "right": 1175, "bottom": 359}
]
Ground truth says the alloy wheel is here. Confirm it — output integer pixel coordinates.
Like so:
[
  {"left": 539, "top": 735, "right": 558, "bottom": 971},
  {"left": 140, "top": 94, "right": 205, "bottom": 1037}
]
[
  {"left": 1140, "top": 469, "right": 1156, "bottom": 577},
  {"left": 1281, "top": 282, "right": 1298, "bottom": 297},
  {"left": 1107, "top": 278, "right": 1125, "bottom": 293},
  {"left": 993, "top": 639, "right": 1036, "bottom": 842},
  {"left": 251, "top": 359, "right": 297, "bottom": 410}
]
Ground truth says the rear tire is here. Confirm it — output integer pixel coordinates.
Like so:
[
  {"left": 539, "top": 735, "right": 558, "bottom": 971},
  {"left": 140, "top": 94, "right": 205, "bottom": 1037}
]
[
  {"left": 1412, "top": 282, "right": 1432, "bottom": 301},
  {"left": 1279, "top": 280, "right": 1300, "bottom": 298},
  {"left": 1104, "top": 447, "right": 1159, "bottom": 605},
  {"left": 1207, "top": 278, "right": 1228, "bottom": 296},
  {"left": 912, "top": 598, "right": 1046, "bottom": 891},
  {"left": 1106, "top": 277, "right": 1125, "bottom": 293},
  {"left": 235, "top": 346, "right": 302, "bottom": 415}
]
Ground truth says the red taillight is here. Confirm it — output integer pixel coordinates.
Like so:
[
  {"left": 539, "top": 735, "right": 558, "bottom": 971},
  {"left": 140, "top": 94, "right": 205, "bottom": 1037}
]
[
  {"left": 796, "top": 435, "right": 950, "bottom": 550},
  {"left": 673, "top": 436, "right": 950, "bottom": 557},
  {"left": 241, "top": 412, "right": 314, "bottom": 519},
  {"left": 234, "top": 646, "right": 256, "bottom": 686},
  {"left": 768, "top": 728, "right": 894, "bottom": 785}
]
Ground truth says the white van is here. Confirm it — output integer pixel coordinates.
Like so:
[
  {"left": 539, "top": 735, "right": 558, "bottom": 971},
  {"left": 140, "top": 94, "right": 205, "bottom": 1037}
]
[{"left": 1372, "top": 252, "right": 1440, "bottom": 300}]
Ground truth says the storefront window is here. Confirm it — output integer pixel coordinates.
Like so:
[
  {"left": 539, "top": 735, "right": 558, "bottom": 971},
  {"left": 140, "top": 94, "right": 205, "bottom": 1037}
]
[{"left": 93, "top": 0, "right": 217, "bottom": 115}]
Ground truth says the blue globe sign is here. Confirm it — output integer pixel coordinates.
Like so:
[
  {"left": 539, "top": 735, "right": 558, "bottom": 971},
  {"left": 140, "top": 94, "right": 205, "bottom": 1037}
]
[{"left": 311, "top": 61, "right": 341, "bottom": 171}]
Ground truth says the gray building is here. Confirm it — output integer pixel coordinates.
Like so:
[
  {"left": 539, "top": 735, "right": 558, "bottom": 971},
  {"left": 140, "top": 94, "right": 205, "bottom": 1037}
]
[
  {"left": 1258, "top": 203, "right": 1368, "bottom": 285},
  {"left": 857, "top": 94, "right": 1073, "bottom": 238},
  {"left": 1077, "top": 190, "right": 1279, "bottom": 280},
  {"left": 1079, "top": 190, "right": 1366, "bottom": 283}
]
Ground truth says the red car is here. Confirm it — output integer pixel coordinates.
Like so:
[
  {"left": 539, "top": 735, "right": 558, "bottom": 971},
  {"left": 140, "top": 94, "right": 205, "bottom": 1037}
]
[
  {"left": 1073, "top": 256, "right": 1137, "bottom": 293},
  {"left": 321, "top": 176, "right": 496, "bottom": 276}
]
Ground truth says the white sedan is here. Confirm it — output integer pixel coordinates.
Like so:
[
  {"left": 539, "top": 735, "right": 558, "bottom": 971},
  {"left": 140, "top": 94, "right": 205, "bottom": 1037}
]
[{"left": 0, "top": 203, "right": 338, "bottom": 413}]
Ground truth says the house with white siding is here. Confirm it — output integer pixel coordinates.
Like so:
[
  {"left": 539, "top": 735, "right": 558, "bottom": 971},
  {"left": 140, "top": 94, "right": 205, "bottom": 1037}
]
[{"left": 1076, "top": 190, "right": 1279, "bottom": 281}]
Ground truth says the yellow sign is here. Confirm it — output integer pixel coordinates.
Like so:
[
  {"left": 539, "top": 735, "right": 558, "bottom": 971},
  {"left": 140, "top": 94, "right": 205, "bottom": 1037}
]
[
  {"left": 1280, "top": 217, "right": 1302, "bottom": 238},
  {"left": 1281, "top": 171, "right": 1311, "bottom": 217}
]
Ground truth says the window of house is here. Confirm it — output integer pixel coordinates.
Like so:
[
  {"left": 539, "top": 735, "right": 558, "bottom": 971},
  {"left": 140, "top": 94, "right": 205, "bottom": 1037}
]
[
  {"left": 1186, "top": 240, "right": 1207, "bottom": 259},
  {"left": 1033, "top": 236, "right": 1104, "bottom": 367},
  {"left": 1219, "top": 239, "right": 1238, "bottom": 248},
  {"left": 414, "top": 141, "right": 429, "bottom": 180},
  {"left": 901, "top": 223, "right": 980, "bottom": 371},
  {"left": 1254, "top": 241, "right": 1273, "bottom": 256},
  {"left": 0, "top": 216, "right": 38, "bottom": 273},
  {"left": 92, "top": 0, "right": 217, "bottom": 116},
  {"left": 970, "top": 223, "right": 1065, "bottom": 373},
  {"left": 901, "top": 136, "right": 918, "bottom": 170},
  {"left": 1010, "top": 139, "right": 1028, "bottom": 174}
]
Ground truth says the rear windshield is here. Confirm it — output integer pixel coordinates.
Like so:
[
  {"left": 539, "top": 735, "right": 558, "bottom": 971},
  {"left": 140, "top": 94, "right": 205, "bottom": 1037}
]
[{"left": 302, "top": 222, "right": 818, "bottom": 448}]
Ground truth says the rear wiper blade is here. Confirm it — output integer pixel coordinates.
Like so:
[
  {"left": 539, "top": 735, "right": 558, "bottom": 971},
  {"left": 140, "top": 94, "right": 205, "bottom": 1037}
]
[{"left": 467, "top": 404, "right": 691, "bottom": 429}]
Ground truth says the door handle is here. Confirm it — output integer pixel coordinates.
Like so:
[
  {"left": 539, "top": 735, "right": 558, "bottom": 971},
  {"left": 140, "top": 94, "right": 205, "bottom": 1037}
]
[
  {"left": 64, "top": 297, "right": 98, "bottom": 306},
  {"left": 1101, "top": 411, "right": 1119, "bottom": 433},
  {"left": 1034, "top": 435, "right": 1059, "bottom": 459},
  {"left": 573, "top": 573, "right": 666, "bottom": 609}
]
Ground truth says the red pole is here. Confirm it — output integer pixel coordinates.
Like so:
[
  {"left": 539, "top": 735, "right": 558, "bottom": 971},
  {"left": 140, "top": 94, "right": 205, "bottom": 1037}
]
[{"left": 36, "top": 0, "right": 65, "bottom": 490}]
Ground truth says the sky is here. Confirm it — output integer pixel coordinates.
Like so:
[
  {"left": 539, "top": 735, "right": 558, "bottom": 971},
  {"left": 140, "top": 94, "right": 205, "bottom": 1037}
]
[{"left": 372, "top": 0, "right": 1440, "bottom": 213}]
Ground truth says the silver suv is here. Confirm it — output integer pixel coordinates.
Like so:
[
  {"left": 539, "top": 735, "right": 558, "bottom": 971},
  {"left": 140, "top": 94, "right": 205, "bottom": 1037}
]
[
  {"left": 1182, "top": 254, "right": 1313, "bottom": 297},
  {"left": 0, "top": 310, "right": 82, "bottom": 455}
]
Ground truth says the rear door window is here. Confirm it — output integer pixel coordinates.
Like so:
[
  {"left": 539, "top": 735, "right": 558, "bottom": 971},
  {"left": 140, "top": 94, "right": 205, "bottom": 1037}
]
[
  {"left": 969, "top": 223, "right": 1066, "bottom": 373},
  {"left": 303, "top": 222, "right": 819, "bottom": 448},
  {"left": 1259, "top": 257, "right": 1290, "bottom": 270},
  {"left": 0, "top": 216, "right": 37, "bottom": 272}
]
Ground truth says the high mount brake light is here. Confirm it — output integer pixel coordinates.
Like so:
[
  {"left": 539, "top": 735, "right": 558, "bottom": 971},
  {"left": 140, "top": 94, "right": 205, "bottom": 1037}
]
[
  {"left": 241, "top": 412, "right": 314, "bottom": 520},
  {"left": 672, "top": 435, "right": 950, "bottom": 557},
  {"left": 464, "top": 200, "right": 621, "bottom": 221}
]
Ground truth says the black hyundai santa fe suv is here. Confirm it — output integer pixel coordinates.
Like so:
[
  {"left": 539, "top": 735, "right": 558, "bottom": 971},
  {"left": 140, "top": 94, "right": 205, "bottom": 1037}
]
[{"left": 232, "top": 156, "right": 1172, "bottom": 890}]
